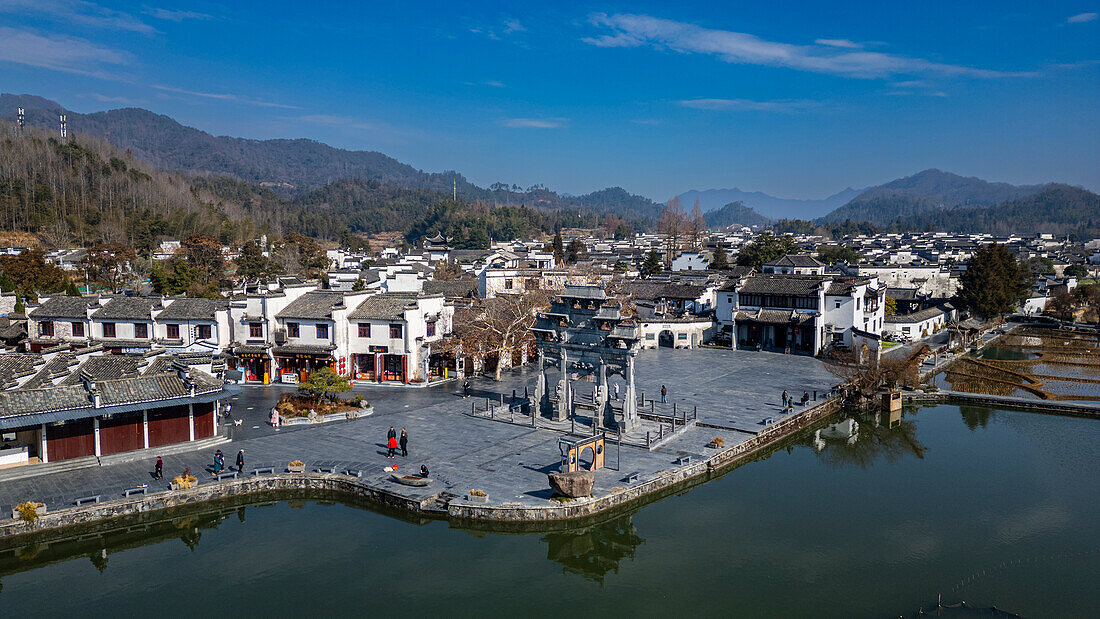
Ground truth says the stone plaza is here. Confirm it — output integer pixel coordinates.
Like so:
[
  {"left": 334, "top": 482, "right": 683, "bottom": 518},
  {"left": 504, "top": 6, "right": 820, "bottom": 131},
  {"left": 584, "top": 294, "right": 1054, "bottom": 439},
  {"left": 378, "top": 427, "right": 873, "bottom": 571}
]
[{"left": 0, "top": 347, "right": 837, "bottom": 521}]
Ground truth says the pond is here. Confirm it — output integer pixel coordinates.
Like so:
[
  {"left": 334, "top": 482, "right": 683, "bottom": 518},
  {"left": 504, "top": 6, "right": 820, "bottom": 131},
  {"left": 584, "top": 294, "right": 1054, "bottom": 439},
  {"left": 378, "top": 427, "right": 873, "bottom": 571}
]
[{"left": 1, "top": 403, "right": 1098, "bottom": 617}]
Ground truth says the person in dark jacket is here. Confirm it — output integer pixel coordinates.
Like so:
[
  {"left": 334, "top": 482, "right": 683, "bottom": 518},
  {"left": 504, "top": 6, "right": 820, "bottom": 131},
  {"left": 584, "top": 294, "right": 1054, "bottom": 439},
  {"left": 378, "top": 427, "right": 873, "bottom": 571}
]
[
  {"left": 463, "top": 380, "right": 470, "bottom": 398},
  {"left": 387, "top": 427, "right": 397, "bottom": 458},
  {"left": 399, "top": 428, "right": 408, "bottom": 457},
  {"left": 660, "top": 385, "right": 667, "bottom": 403},
  {"left": 154, "top": 457, "right": 163, "bottom": 480},
  {"left": 420, "top": 464, "right": 430, "bottom": 478},
  {"left": 236, "top": 449, "right": 245, "bottom": 473}
]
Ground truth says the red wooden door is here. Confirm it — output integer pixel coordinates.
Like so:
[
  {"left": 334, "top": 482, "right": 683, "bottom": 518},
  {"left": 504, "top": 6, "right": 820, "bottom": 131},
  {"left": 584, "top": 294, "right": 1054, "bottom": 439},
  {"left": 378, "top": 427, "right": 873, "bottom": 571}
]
[
  {"left": 193, "top": 403, "right": 214, "bottom": 439},
  {"left": 99, "top": 413, "right": 145, "bottom": 455},
  {"left": 46, "top": 420, "right": 95, "bottom": 461},
  {"left": 147, "top": 406, "right": 191, "bottom": 447}
]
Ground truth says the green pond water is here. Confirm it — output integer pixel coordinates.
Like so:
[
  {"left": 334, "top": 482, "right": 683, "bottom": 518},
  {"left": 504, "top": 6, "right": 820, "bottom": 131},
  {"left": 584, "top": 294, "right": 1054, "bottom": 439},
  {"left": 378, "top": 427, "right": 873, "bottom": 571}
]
[{"left": 1, "top": 403, "right": 1098, "bottom": 617}]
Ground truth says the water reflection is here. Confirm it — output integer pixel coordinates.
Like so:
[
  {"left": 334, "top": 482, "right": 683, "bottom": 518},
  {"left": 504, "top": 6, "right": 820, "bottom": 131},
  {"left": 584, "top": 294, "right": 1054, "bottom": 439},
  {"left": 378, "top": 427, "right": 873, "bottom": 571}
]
[
  {"left": 810, "top": 411, "right": 928, "bottom": 468},
  {"left": 960, "top": 405, "right": 995, "bottom": 431},
  {"left": 542, "top": 514, "right": 644, "bottom": 584}
]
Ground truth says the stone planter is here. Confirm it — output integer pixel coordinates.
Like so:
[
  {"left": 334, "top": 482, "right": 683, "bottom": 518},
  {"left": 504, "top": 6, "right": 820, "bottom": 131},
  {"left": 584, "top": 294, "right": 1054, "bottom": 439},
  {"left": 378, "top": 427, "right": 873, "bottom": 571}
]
[
  {"left": 11, "top": 504, "right": 46, "bottom": 520},
  {"left": 170, "top": 479, "right": 199, "bottom": 491},
  {"left": 706, "top": 441, "right": 724, "bottom": 449},
  {"left": 467, "top": 492, "right": 488, "bottom": 503},
  {"left": 288, "top": 463, "right": 306, "bottom": 473}
]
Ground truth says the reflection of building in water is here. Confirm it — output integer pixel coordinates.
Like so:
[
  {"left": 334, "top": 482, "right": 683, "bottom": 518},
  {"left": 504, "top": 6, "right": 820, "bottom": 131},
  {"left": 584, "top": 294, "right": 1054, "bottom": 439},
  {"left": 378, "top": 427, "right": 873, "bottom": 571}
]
[
  {"left": 542, "top": 514, "right": 644, "bottom": 584},
  {"left": 813, "top": 418, "right": 859, "bottom": 451}
]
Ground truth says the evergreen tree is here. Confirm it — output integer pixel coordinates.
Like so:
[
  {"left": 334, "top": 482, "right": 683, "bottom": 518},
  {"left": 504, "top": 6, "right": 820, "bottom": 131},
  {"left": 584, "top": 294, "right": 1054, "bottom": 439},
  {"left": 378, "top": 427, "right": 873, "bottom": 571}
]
[
  {"left": 710, "top": 246, "right": 730, "bottom": 270},
  {"left": 736, "top": 233, "right": 802, "bottom": 268},
  {"left": 13, "top": 297, "right": 25, "bottom": 314},
  {"left": 551, "top": 233, "right": 565, "bottom": 265},
  {"left": 65, "top": 280, "right": 82, "bottom": 296},
  {"left": 566, "top": 239, "right": 586, "bottom": 264},
  {"left": 955, "top": 242, "right": 1034, "bottom": 319},
  {"left": 642, "top": 249, "right": 662, "bottom": 276}
]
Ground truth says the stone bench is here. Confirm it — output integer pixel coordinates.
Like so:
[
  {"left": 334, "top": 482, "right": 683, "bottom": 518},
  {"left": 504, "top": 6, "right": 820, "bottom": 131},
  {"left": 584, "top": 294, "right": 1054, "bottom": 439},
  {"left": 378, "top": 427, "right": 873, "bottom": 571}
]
[
  {"left": 344, "top": 469, "right": 363, "bottom": 478},
  {"left": 123, "top": 487, "right": 147, "bottom": 497},
  {"left": 314, "top": 466, "right": 337, "bottom": 474},
  {"left": 74, "top": 495, "right": 101, "bottom": 506},
  {"left": 252, "top": 467, "right": 275, "bottom": 476},
  {"left": 214, "top": 471, "right": 238, "bottom": 481},
  {"left": 675, "top": 456, "right": 692, "bottom": 466},
  {"left": 622, "top": 471, "right": 641, "bottom": 483}
]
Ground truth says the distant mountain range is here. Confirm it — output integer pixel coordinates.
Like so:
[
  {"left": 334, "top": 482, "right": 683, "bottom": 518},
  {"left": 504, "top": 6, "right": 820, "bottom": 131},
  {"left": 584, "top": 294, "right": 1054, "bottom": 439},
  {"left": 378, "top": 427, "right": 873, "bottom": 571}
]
[
  {"left": 3, "top": 93, "right": 1096, "bottom": 239},
  {"left": 678, "top": 186, "right": 863, "bottom": 220},
  {"left": 818, "top": 169, "right": 1049, "bottom": 225},
  {"left": 0, "top": 93, "right": 661, "bottom": 221}
]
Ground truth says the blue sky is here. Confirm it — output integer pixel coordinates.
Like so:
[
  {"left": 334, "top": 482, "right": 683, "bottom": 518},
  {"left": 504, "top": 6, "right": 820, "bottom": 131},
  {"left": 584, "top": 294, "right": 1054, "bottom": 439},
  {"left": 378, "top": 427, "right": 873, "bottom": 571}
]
[{"left": 1, "top": 1, "right": 1098, "bottom": 200}]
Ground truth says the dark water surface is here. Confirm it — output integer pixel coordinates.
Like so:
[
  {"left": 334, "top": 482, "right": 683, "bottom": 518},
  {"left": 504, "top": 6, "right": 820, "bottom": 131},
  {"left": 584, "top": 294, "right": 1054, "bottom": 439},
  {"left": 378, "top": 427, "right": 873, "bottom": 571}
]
[{"left": 2, "top": 404, "right": 1098, "bottom": 617}]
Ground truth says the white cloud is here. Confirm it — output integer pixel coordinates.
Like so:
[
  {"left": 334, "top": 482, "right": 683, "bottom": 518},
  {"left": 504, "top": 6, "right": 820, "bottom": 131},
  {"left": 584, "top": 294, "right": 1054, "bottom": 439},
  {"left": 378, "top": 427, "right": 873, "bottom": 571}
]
[
  {"left": 815, "top": 38, "right": 862, "bottom": 49},
  {"left": 0, "top": 27, "right": 130, "bottom": 76},
  {"left": 583, "top": 13, "right": 1030, "bottom": 79},
  {"left": 483, "top": 80, "right": 506, "bottom": 87},
  {"left": 503, "top": 18, "right": 525, "bottom": 33},
  {"left": 502, "top": 117, "right": 568, "bottom": 128},
  {"left": 151, "top": 85, "right": 299, "bottom": 109},
  {"left": 144, "top": 7, "right": 214, "bottom": 22},
  {"left": 679, "top": 98, "right": 817, "bottom": 112},
  {"left": 0, "top": 0, "right": 156, "bottom": 34},
  {"left": 1067, "top": 12, "right": 1097, "bottom": 23}
]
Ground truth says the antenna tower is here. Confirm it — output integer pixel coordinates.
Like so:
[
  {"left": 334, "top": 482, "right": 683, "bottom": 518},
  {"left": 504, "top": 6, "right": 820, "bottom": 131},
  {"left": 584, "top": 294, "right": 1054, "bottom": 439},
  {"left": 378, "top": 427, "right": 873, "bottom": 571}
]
[
  {"left": 453, "top": 179, "right": 456, "bottom": 201},
  {"left": 59, "top": 114, "right": 67, "bottom": 142},
  {"left": 16, "top": 107, "right": 24, "bottom": 138}
]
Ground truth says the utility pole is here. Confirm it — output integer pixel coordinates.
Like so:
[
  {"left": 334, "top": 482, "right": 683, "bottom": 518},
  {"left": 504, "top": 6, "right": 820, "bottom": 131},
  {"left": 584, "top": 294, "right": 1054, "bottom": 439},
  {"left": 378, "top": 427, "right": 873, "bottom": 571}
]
[{"left": 453, "top": 178, "right": 456, "bottom": 201}]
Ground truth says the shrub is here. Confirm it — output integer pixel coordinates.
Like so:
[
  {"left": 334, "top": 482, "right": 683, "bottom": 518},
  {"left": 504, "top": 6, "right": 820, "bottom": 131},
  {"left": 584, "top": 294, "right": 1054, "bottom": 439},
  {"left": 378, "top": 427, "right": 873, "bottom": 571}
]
[
  {"left": 711, "top": 436, "right": 725, "bottom": 447},
  {"left": 469, "top": 488, "right": 487, "bottom": 497},
  {"left": 15, "top": 501, "right": 43, "bottom": 524},
  {"left": 289, "top": 460, "right": 304, "bottom": 467}
]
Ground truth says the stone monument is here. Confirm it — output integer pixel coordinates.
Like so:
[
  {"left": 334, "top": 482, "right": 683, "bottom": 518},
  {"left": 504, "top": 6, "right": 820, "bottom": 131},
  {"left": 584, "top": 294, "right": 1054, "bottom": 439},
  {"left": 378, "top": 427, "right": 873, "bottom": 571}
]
[{"left": 531, "top": 285, "right": 642, "bottom": 432}]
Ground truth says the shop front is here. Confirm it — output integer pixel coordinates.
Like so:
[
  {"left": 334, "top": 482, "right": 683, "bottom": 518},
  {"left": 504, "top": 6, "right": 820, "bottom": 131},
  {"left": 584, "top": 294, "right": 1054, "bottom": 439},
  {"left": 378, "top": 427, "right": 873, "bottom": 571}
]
[
  {"left": 234, "top": 346, "right": 272, "bottom": 383},
  {"left": 273, "top": 345, "right": 335, "bottom": 383},
  {"left": 351, "top": 346, "right": 407, "bottom": 383}
]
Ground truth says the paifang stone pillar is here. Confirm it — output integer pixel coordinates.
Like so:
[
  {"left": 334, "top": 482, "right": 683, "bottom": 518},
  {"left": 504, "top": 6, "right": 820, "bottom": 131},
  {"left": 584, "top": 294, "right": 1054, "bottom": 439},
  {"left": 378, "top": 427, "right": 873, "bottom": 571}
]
[
  {"left": 554, "top": 347, "right": 570, "bottom": 421},
  {"left": 621, "top": 355, "right": 639, "bottom": 432},
  {"left": 534, "top": 350, "right": 548, "bottom": 416}
]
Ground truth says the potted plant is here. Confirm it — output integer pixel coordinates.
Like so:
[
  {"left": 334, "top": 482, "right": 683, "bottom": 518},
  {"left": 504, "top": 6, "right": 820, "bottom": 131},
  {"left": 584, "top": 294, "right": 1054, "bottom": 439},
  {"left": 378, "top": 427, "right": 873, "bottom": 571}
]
[
  {"left": 467, "top": 488, "right": 488, "bottom": 503},
  {"left": 13, "top": 501, "right": 46, "bottom": 523},
  {"left": 171, "top": 468, "right": 199, "bottom": 490},
  {"left": 706, "top": 436, "right": 725, "bottom": 449},
  {"left": 288, "top": 460, "right": 306, "bottom": 473}
]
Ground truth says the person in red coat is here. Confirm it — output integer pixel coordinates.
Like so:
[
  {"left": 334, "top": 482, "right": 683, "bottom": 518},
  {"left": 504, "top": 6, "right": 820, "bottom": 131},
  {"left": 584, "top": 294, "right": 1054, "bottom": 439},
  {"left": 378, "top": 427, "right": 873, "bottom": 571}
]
[{"left": 386, "top": 426, "right": 397, "bottom": 458}]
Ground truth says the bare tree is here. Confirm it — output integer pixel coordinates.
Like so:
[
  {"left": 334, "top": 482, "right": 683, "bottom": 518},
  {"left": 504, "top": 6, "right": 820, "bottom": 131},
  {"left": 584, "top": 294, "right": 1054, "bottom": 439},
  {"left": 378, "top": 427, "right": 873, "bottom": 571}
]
[
  {"left": 658, "top": 197, "right": 688, "bottom": 268},
  {"left": 450, "top": 291, "right": 550, "bottom": 380}
]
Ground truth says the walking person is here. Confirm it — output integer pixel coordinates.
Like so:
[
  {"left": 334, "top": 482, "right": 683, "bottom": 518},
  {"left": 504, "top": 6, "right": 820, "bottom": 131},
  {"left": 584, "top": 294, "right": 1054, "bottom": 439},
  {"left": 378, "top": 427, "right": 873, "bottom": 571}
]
[
  {"left": 613, "top": 383, "right": 620, "bottom": 401},
  {"left": 236, "top": 449, "right": 245, "bottom": 473},
  {"left": 660, "top": 385, "right": 667, "bottom": 404},
  {"left": 399, "top": 428, "right": 408, "bottom": 457},
  {"left": 154, "top": 456, "right": 163, "bottom": 480},
  {"left": 270, "top": 407, "right": 280, "bottom": 429},
  {"left": 463, "top": 380, "right": 470, "bottom": 398},
  {"left": 387, "top": 426, "right": 397, "bottom": 458}
]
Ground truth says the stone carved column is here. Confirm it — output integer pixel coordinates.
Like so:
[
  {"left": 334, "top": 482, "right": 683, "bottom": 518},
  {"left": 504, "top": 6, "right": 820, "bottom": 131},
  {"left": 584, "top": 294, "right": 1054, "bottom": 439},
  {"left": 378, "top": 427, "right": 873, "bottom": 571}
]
[
  {"left": 554, "top": 347, "right": 570, "bottom": 421},
  {"left": 621, "top": 355, "right": 639, "bottom": 432},
  {"left": 534, "top": 350, "right": 548, "bottom": 416}
]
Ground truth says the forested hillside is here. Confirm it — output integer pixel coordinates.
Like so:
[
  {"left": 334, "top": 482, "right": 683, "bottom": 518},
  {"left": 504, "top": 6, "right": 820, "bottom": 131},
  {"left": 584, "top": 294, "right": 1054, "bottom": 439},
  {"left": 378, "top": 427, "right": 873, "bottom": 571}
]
[
  {"left": 703, "top": 201, "right": 771, "bottom": 228},
  {"left": 888, "top": 185, "right": 1100, "bottom": 237},
  {"left": 820, "top": 169, "right": 1048, "bottom": 225}
]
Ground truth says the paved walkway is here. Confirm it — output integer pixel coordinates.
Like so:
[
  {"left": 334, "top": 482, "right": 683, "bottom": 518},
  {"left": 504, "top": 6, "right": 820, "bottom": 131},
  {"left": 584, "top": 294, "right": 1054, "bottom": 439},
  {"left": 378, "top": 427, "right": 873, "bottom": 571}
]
[{"left": 0, "top": 348, "right": 836, "bottom": 518}]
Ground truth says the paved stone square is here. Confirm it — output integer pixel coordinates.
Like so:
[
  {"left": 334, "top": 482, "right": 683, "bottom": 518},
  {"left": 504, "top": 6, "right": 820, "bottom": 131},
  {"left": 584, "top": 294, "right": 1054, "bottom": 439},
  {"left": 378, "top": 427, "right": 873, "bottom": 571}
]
[{"left": 0, "top": 348, "right": 837, "bottom": 517}]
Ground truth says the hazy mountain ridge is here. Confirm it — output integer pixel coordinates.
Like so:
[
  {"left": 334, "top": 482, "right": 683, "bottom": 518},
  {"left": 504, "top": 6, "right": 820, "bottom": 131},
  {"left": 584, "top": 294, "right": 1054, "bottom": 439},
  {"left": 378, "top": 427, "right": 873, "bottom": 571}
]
[{"left": 678, "top": 186, "right": 862, "bottom": 220}]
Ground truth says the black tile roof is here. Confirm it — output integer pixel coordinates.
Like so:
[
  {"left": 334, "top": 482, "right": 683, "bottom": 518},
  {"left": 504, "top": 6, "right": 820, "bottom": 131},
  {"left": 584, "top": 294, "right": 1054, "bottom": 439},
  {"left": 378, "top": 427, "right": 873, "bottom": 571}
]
[
  {"left": 59, "top": 355, "right": 144, "bottom": 385},
  {"left": 275, "top": 291, "right": 346, "bottom": 320},
  {"left": 349, "top": 294, "right": 418, "bottom": 321},
  {"left": 0, "top": 353, "right": 42, "bottom": 388},
  {"left": 885, "top": 306, "right": 946, "bottom": 324},
  {"left": 765, "top": 254, "right": 824, "bottom": 268},
  {"left": 93, "top": 297, "right": 160, "bottom": 320},
  {"left": 158, "top": 298, "right": 225, "bottom": 321},
  {"left": 423, "top": 278, "right": 478, "bottom": 299},
  {"left": 737, "top": 274, "right": 826, "bottom": 296},
  {"left": 28, "top": 296, "right": 96, "bottom": 319},
  {"left": 621, "top": 282, "right": 706, "bottom": 301}
]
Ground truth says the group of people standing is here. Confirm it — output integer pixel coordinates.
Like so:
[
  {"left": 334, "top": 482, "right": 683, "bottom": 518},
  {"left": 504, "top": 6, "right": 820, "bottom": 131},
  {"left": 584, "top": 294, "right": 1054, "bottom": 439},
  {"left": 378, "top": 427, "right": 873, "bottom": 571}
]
[
  {"left": 386, "top": 426, "right": 408, "bottom": 459},
  {"left": 209, "top": 449, "right": 246, "bottom": 476}
]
